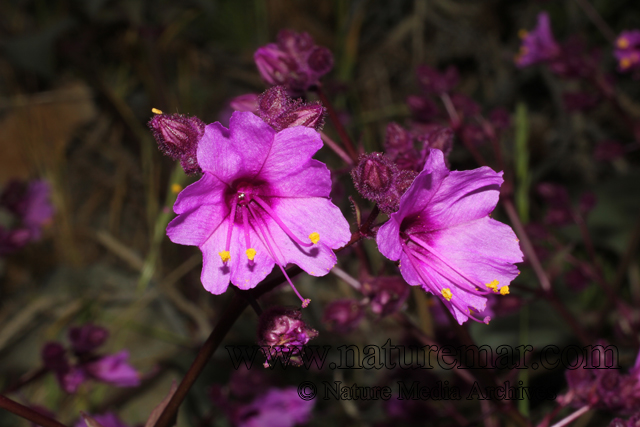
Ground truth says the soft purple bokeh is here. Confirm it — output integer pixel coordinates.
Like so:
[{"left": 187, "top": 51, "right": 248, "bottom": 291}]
[
  {"left": 322, "top": 299, "right": 365, "bottom": 333},
  {"left": 376, "top": 148, "right": 523, "bottom": 324},
  {"left": 515, "top": 12, "right": 561, "bottom": 68},
  {"left": 235, "top": 387, "right": 315, "bottom": 427},
  {"left": 614, "top": 30, "right": 640, "bottom": 72}
]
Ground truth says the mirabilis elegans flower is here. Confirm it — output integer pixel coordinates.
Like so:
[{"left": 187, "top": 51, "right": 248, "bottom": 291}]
[
  {"left": 376, "top": 149, "right": 523, "bottom": 324},
  {"left": 166, "top": 111, "right": 350, "bottom": 305},
  {"left": 515, "top": 12, "right": 561, "bottom": 68}
]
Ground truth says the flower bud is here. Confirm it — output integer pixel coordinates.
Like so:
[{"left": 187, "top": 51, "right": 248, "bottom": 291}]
[
  {"left": 307, "top": 46, "right": 334, "bottom": 75},
  {"left": 257, "top": 307, "right": 318, "bottom": 367},
  {"left": 257, "top": 86, "right": 291, "bottom": 119},
  {"left": 254, "top": 45, "right": 294, "bottom": 87},
  {"left": 148, "top": 113, "right": 205, "bottom": 175},
  {"left": 256, "top": 86, "right": 326, "bottom": 132},
  {"left": 322, "top": 299, "right": 364, "bottom": 333},
  {"left": 229, "top": 93, "right": 259, "bottom": 113},
  {"left": 277, "top": 102, "right": 325, "bottom": 131}
]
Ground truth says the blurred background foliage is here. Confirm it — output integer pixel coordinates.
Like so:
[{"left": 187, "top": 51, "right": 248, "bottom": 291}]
[{"left": 1, "top": 0, "right": 640, "bottom": 426}]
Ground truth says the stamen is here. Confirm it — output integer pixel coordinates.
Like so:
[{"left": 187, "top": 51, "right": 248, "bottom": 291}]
[
  {"left": 407, "top": 235, "right": 492, "bottom": 296},
  {"left": 499, "top": 286, "right": 510, "bottom": 295},
  {"left": 246, "top": 248, "right": 256, "bottom": 261},
  {"left": 441, "top": 288, "right": 453, "bottom": 301},
  {"left": 252, "top": 195, "right": 314, "bottom": 247},
  {"left": 242, "top": 206, "right": 252, "bottom": 252},
  {"left": 171, "top": 183, "right": 183, "bottom": 194},
  {"left": 486, "top": 279, "right": 499, "bottom": 293},
  {"left": 223, "top": 197, "right": 239, "bottom": 258},
  {"left": 309, "top": 232, "right": 320, "bottom": 244},
  {"left": 151, "top": 108, "right": 163, "bottom": 114},
  {"left": 247, "top": 204, "right": 310, "bottom": 307},
  {"left": 219, "top": 251, "right": 231, "bottom": 262}
]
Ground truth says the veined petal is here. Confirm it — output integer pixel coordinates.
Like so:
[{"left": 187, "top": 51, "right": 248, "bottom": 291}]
[
  {"left": 392, "top": 148, "right": 449, "bottom": 222},
  {"left": 260, "top": 160, "right": 332, "bottom": 198},
  {"left": 376, "top": 219, "right": 403, "bottom": 261},
  {"left": 197, "top": 112, "right": 275, "bottom": 183},
  {"left": 253, "top": 197, "right": 349, "bottom": 276},
  {"left": 172, "top": 173, "right": 228, "bottom": 214},
  {"left": 426, "top": 167, "right": 503, "bottom": 229},
  {"left": 229, "top": 218, "right": 275, "bottom": 290},
  {"left": 199, "top": 220, "right": 233, "bottom": 294},
  {"left": 258, "top": 126, "right": 323, "bottom": 182}
]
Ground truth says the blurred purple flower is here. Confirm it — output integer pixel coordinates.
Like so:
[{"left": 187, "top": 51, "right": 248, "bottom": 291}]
[
  {"left": 362, "top": 276, "right": 410, "bottom": 317},
  {"left": 234, "top": 387, "right": 315, "bottom": 427},
  {"left": 562, "top": 91, "right": 600, "bottom": 112},
  {"left": 148, "top": 112, "right": 205, "bottom": 174},
  {"left": 406, "top": 95, "right": 442, "bottom": 123},
  {"left": 42, "top": 325, "right": 140, "bottom": 393},
  {"left": 450, "top": 93, "right": 481, "bottom": 119},
  {"left": 166, "top": 112, "right": 350, "bottom": 304},
  {"left": 322, "top": 299, "right": 365, "bottom": 333},
  {"left": 254, "top": 29, "right": 333, "bottom": 96},
  {"left": 376, "top": 148, "right": 523, "bottom": 324},
  {"left": 565, "top": 344, "right": 640, "bottom": 413},
  {"left": 615, "top": 30, "right": 640, "bottom": 72},
  {"left": 515, "top": 12, "right": 561, "bottom": 68},
  {"left": 416, "top": 65, "right": 459, "bottom": 95},
  {"left": 1, "top": 179, "right": 54, "bottom": 243},
  {"left": 257, "top": 307, "right": 318, "bottom": 367},
  {"left": 0, "top": 227, "right": 32, "bottom": 255},
  {"left": 594, "top": 140, "right": 625, "bottom": 161},
  {"left": 609, "top": 412, "right": 640, "bottom": 427}
]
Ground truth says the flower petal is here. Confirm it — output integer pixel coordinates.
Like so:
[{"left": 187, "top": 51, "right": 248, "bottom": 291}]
[
  {"left": 425, "top": 167, "right": 503, "bottom": 229},
  {"left": 260, "top": 160, "right": 332, "bottom": 198},
  {"left": 197, "top": 112, "right": 275, "bottom": 183},
  {"left": 392, "top": 148, "right": 449, "bottom": 221},
  {"left": 84, "top": 350, "right": 140, "bottom": 387},
  {"left": 258, "top": 126, "right": 323, "bottom": 183},
  {"left": 376, "top": 219, "right": 402, "bottom": 261}
]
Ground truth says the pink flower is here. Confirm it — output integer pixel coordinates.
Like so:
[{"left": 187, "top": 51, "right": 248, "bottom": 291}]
[
  {"left": 166, "top": 111, "right": 350, "bottom": 304},
  {"left": 376, "top": 149, "right": 523, "bottom": 324},
  {"left": 515, "top": 12, "right": 561, "bottom": 68}
]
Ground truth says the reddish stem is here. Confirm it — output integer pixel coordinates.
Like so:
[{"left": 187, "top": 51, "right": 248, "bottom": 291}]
[
  {"left": 315, "top": 87, "right": 359, "bottom": 161},
  {"left": 0, "top": 395, "right": 68, "bottom": 427}
]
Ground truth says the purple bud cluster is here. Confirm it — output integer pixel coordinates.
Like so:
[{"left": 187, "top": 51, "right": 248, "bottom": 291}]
[
  {"left": 0, "top": 179, "right": 54, "bottom": 255},
  {"left": 564, "top": 346, "right": 640, "bottom": 414},
  {"left": 42, "top": 324, "right": 140, "bottom": 393},
  {"left": 351, "top": 152, "right": 417, "bottom": 214},
  {"left": 148, "top": 113, "right": 205, "bottom": 174},
  {"left": 257, "top": 307, "right": 318, "bottom": 367},
  {"left": 254, "top": 29, "right": 334, "bottom": 96},
  {"left": 610, "top": 412, "right": 640, "bottom": 427}
]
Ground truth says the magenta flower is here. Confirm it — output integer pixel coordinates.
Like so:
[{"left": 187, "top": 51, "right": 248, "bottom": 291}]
[
  {"left": 166, "top": 111, "right": 350, "bottom": 304},
  {"left": 614, "top": 30, "right": 640, "bottom": 72},
  {"left": 515, "top": 12, "right": 561, "bottom": 68},
  {"left": 235, "top": 387, "right": 315, "bottom": 427},
  {"left": 376, "top": 148, "right": 523, "bottom": 324}
]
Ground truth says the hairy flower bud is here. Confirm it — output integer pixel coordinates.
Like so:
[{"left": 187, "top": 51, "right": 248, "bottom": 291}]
[
  {"left": 322, "top": 299, "right": 365, "bottom": 333},
  {"left": 255, "top": 86, "right": 326, "bottom": 132},
  {"left": 257, "top": 307, "right": 318, "bottom": 367},
  {"left": 229, "top": 93, "right": 259, "bottom": 113},
  {"left": 148, "top": 113, "right": 205, "bottom": 174},
  {"left": 351, "top": 153, "right": 417, "bottom": 214}
]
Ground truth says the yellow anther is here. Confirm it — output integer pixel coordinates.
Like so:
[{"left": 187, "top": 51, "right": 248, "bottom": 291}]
[
  {"left": 151, "top": 108, "right": 163, "bottom": 114},
  {"left": 219, "top": 251, "right": 230, "bottom": 262},
  {"left": 618, "top": 38, "right": 630, "bottom": 49},
  {"left": 309, "top": 232, "right": 320, "bottom": 244},
  {"left": 246, "top": 248, "right": 256, "bottom": 261},
  {"left": 486, "top": 279, "right": 499, "bottom": 293},
  {"left": 621, "top": 58, "right": 632, "bottom": 69},
  {"left": 518, "top": 29, "right": 529, "bottom": 39},
  {"left": 171, "top": 183, "right": 183, "bottom": 194},
  {"left": 441, "top": 288, "right": 453, "bottom": 301},
  {"left": 500, "top": 286, "right": 510, "bottom": 296}
]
